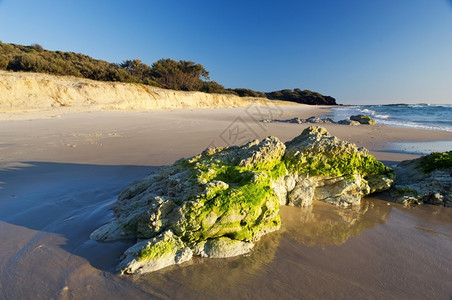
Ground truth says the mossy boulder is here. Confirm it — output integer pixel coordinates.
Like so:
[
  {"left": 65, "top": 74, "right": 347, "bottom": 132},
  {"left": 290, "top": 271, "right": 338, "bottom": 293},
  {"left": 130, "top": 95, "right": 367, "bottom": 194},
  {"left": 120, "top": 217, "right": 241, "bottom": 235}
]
[
  {"left": 277, "top": 126, "right": 393, "bottom": 207},
  {"left": 390, "top": 151, "right": 452, "bottom": 207},
  {"left": 90, "top": 126, "right": 393, "bottom": 274},
  {"left": 118, "top": 230, "right": 193, "bottom": 275},
  {"left": 350, "top": 114, "right": 376, "bottom": 125},
  {"left": 91, "top": 136, "right": 286, "bottom": 274}
]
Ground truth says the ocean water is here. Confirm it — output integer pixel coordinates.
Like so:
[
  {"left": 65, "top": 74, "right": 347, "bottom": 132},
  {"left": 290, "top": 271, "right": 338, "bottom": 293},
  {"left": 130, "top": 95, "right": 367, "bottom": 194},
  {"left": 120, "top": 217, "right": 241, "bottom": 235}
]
[
  {"left": 326, "top": 104, "right": 452, "bottom": 132},
  {"left": 325, "top": 104, "right": 452, "bottom": 154}
]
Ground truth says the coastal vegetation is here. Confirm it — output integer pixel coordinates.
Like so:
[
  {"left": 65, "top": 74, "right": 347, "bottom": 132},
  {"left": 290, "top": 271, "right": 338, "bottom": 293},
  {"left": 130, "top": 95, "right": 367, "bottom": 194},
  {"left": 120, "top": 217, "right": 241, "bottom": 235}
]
[
  {"left": 0, "top": 41, "right": 336, "bottom": 105},
  {"left": 417, "top": 151, "right": 452, "bottom": 173},
  {"left": 266, "top": 89, "right": 336, "bottom": 105}
]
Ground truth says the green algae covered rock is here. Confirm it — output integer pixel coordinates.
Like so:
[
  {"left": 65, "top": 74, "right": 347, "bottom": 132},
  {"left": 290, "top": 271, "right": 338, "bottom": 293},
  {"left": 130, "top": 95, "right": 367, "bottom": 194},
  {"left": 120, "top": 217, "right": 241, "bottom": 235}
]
[
  {"left": 391, "top": 151, "right": 452, "bottom": 207},
  {"left": 90, "top": 126, "right": 393, "bottom": 274},
  {"left": 284, "top": 127, "right": 388, "bottom": 177},
  {"left": 278, "top": 126, "right": 393, "bottom": 207},
  {"left": 350, "top": 114, "right": 376, "bottom": 125},
  {"left": 118, "top": 230, "right": 193, "bottom": 275},
  {"left": 91, "top": 136, "right": 286, "bottom": 274}
]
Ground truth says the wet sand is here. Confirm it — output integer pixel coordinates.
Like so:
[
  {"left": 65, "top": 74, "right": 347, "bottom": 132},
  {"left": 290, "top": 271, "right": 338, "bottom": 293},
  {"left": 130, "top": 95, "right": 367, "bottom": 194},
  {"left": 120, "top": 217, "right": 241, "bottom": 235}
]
[{"left": 1, "top": 105, "right": 452, "bottom": 299}]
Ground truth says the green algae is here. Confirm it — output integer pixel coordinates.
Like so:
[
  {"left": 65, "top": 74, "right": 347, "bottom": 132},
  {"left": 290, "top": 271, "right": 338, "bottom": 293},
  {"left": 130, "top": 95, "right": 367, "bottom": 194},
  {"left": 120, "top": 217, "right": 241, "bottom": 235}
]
[
  {"left": 417, "top": 151, "right": 452, "bottom": 173},
  {"left": 350, "top": 115, "right": 376, "bottom": 125},
  {"left": 137, "top": 233, "right": 183, "bottom": 261},
  {"left": 284, "top": 126, "right": 391, "bottom": 178},
  {"left": 270, "top": 161, "right": 288, "bottom": 179},
  {"left": 168, "top": 142, "right": 284, "bottom": 244},
  {"left": 284, "top": 149, "right": 391, "bottom": 178},
  {"left": 180, "top": 163, "right": 281, "bottom": 243},
  {"left": 138, "top": 242, "right": 173, "bottom": 261}
]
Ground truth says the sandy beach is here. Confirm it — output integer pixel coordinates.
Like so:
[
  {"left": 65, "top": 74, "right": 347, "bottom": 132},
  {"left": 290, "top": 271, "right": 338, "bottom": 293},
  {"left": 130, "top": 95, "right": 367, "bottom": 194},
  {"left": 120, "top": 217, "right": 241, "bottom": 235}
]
[{"left": 1, "top": 104, "right": 452, "bottom": 299}]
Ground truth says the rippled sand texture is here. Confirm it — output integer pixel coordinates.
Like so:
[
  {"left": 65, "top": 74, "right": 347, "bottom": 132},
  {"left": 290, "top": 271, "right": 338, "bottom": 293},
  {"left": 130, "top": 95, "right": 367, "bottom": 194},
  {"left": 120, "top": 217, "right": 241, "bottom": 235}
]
[{"left": 1, "top": 107, "right": 452, "bottom": 299}]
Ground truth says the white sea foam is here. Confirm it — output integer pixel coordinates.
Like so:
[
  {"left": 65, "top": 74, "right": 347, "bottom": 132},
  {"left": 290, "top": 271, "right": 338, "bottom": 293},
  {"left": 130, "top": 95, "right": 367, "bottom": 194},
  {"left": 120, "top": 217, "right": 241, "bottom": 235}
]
[
  {"left": 363, "top": 109, "right": 390, "bottom": 119},
  {"left": 378, "top": 119, "right": 452, "bottom": 132},
  {"left": 327, "top": 104, "right": 452, "bottom": 132}
]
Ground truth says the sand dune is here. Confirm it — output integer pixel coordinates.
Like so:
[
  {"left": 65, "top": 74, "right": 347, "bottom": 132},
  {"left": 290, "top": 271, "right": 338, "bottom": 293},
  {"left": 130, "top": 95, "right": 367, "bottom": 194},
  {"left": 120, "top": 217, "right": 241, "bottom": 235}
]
[{"left": 0, "top": 71, "right": 288, "bottom": 114}]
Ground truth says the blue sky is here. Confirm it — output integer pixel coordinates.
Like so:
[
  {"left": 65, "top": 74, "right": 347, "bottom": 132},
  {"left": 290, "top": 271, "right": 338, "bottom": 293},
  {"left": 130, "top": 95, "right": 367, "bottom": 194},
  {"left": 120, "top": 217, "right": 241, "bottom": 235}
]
[{"left": 0, "top": 0, "right": 451, "bottom": 104}]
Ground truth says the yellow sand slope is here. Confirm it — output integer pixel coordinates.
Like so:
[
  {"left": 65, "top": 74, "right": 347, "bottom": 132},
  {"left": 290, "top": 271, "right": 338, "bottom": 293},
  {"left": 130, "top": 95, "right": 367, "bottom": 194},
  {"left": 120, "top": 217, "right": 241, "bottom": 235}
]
[{"left": 0, "top": 70, "right": 278, "bottom": 112}]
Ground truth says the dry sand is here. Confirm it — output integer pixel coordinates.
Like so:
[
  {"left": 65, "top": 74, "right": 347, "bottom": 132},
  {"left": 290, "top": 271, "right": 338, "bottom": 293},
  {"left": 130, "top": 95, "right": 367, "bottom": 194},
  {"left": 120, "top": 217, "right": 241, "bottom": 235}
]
[{"left": 1, "top": 104, "right": 452, "bottom": 299}]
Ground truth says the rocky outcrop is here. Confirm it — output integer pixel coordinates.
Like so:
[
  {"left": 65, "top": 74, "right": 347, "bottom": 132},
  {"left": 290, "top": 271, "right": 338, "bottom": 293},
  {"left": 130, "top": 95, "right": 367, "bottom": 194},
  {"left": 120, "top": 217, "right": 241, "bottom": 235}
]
[
  {"left": 278, "top": 126, "right": 393, "bottom": 207},
  {"left": 90, "top": 126, "right": 393, "bottom": 274},
  {"left": 265, "top": 116, "right": 335, "bottom": 124},
  {"left": 91, "top": 135, "right": 286, "bottom": 274},
  {"left": 266, "top": 115, "right": 374, "bottom": 126},
  {"left": 350, "top": 115, "right": 376, "bottom": 125},
  {"left": 391, "top": 151, "right": 452, "bottom": 207},
  {"left": 337, "top": 119, "right": 361, "bottom": 126}
]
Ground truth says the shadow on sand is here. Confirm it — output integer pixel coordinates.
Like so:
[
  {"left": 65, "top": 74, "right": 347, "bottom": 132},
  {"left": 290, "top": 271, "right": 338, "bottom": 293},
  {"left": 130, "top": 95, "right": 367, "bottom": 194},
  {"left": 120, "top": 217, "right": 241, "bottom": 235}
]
[
  {"left": 0, "top": 161, "right": 157, "bottom": 272},
  {"left": 0, "top": 161, "right": 395, "bottom": 273}
]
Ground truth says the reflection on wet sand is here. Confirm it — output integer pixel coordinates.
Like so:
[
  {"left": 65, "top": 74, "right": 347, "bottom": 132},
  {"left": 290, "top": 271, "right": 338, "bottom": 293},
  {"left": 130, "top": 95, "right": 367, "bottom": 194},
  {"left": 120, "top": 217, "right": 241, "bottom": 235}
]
[
  {"left": 132, "top": 230, "right": 282, "bottom": 298},
  {"left": 128, "top": 199, "right": 393, "bottom": 298},
  {"left": 281, "top": 199, "right": 391, "bottom": 246}
]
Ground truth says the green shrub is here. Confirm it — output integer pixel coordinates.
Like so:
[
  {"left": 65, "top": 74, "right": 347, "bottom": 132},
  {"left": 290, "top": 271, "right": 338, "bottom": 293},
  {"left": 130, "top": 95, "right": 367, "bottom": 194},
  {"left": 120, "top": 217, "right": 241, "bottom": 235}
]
[{"left": 0, "top": 56, "right": 7, "bottom": 69}]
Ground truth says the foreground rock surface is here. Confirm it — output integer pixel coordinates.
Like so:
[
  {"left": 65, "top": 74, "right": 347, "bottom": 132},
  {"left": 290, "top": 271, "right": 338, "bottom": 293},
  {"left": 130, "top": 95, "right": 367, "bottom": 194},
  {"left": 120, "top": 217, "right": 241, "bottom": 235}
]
[
  {"left": 391, "top": 151, "right": 452, "bottom": 207},
  {"left": 91, "top": 126, "right": 393, "bottom": 274}
]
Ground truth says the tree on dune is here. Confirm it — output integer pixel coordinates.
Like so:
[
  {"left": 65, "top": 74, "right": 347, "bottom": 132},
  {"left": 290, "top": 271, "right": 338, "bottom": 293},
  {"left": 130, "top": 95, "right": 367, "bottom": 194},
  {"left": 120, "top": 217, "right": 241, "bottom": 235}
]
[{"left": 151, "top": 58, "right": 209, "bottom": 91}]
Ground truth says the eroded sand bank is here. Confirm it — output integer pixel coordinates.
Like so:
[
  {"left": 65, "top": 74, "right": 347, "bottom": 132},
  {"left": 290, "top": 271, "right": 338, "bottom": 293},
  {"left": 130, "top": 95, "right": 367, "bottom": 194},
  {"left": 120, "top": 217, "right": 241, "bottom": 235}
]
[
  {"left": 1, "top": 105, "right": 452, "bottom": 299},
  {"left": 0, "top": 70, "right": 288, "bottom": 121}
]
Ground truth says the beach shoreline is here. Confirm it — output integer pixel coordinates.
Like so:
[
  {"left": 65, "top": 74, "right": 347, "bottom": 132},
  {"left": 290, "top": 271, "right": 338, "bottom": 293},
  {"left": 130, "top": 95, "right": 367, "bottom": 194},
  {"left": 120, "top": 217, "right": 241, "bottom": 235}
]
[
  {"left": 1, "top": 105, "right": 452, "bottom": 299},
  {"left": 2, "top": 104, "right": 451, "bottom": 166}
]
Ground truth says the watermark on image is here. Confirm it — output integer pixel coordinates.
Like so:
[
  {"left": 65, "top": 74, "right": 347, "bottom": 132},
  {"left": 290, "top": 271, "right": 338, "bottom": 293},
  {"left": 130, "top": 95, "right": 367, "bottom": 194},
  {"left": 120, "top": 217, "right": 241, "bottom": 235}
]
[
  {"left": 244, "top": 102, "right": 284, "bottom": 130},
  {"left": 219, "top": 116, "right": 259, "bottom": 146},
  {"left": 207, "top": 102, "right": 284, "bottom": 148}
]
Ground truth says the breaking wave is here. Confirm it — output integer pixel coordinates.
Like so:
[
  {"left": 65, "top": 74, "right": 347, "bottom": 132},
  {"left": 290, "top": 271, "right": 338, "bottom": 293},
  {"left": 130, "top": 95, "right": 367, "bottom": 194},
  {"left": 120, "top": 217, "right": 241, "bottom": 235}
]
[{"left": 326, "top": 104, "right": 452, "bottom": 132}]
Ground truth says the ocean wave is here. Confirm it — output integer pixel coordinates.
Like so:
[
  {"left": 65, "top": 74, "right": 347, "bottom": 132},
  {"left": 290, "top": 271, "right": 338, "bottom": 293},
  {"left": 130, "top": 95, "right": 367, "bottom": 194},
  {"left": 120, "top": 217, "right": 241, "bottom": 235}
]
[
  {"left": 328, "top": 105, "right": 452, "bottom": 132},
  {"left": 383, "top": 103, "right": 452, "bottom": 108},
  {"left": 378, "top": 119, "right": 452, "bottom": 132},
  {"left": 435, "top": 104, "right": 452, "bottom": 108},
  {"left": 361, "top": 108, "right": 375, "bottom": 114},
  {"left": 358, "top": 108, "right": 390, "bottom": 119}
]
